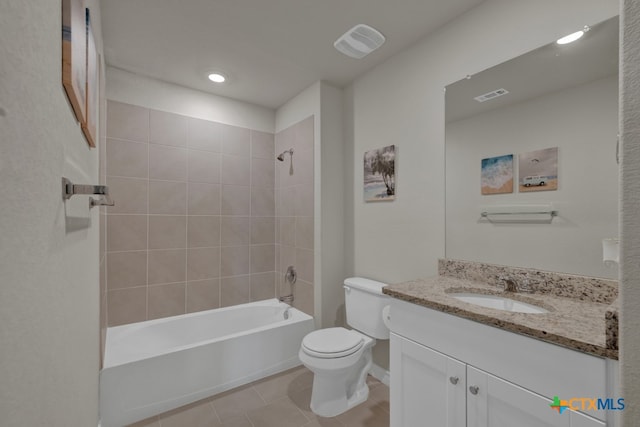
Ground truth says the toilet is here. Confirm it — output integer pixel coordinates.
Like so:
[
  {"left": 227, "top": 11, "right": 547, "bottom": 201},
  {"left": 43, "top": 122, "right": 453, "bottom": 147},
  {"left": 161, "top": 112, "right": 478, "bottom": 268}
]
[{"left": 299, "top": 277, "right": 390, "bottom": 417}]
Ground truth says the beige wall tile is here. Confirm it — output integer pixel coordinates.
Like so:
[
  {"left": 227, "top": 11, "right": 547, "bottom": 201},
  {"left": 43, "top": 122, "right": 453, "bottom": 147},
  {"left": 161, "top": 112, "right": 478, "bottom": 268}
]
[
  {"left": 107, "top": 251, "right": 147, "bottom": 289},
  {"left": 107, "top": 287, "right": 147, "bottom": 326},
  {"left": 107, "top": 215, "right": 147, "bottom": 251},
  {"left": 295, "top": 216, "right": 313, "bottom": 250},
  {"left": 148, "top": 249, "right": 186, "bottom": 285},
  {"left": 220, "top": 276, "right": 251, "bottom": 307},
  {"left": 278, "top": 217, "right": 295, "bottom": 247},
  {"left": 221, "top": 216, "right": 250, "bottom": 246},
  {"left": 186, "top": 279, "right": 220, "bottom": 313},
  {"left": 188, "top": 216, "right": 221, "bottom": 248},
  {"left": 276, "top": 189, "right": 294, "bottom": 217},
  {"left": 279, "top": 245, "right": 295, "bottom": 276},
  {"left": 187, "top": 183, "right": 221, "bottom": 215},
  {"left": 295, "top": 248, "right": 313, "bottom": 283},
  {"left": 148, "top": 283, "right": 185, "bottom": 320},
  {"left": 222, "top": 185, "right": 250, "bottom": 216},
  {"left": 149, "top": 144, "right": 187, "bottom": 181},
  {"left": 275, "top": 126, "right": 295, "bottom": 156},
  {"left": 149, "top": 110, "right": 188, "bottom": 147},
  {"left": 222, "top": 124, "right": 250, "bottom": 157},
  {"left": 251, "top": 245, "right": 275, "bottom": 274},
  {"left": 251, "top": 217, "right": 275, "bottom": 244},
  {"left": 291, "top": 280, "right": 313, "bottom": 317},
  {"left": 107, "top": 101, "right": 149, "bottom": 142},
  {"left": 148, "top": 215, "right": 186, "bottom": 249},
  {"left": 277, "top": 159, "right": 296, "bottom": 188},
  {"left": 251, "top": 272, "right": 275, "bottom": 301},
  {"left": 148, "top": 180, "right": 186, "bottom": 214},
  {"left": 294, "top": 184, "right": 314, "bottom": 217},
  {"left": 107, "top": 177, "right": 148, "bottom": 214},
  {"left": 293, "top": 147, "right": 314, "bottom": 186},
  {"left": 187, "top": 247, "right": 221, "bottom": 281},
  {"left": 221, "top": 246, "right": 250, "bottom": 277},
  {"left": 251, "top": 130, "right": 274, "bottom": 159},
  {"left": 222, "top": 154, "right": 251, "bottom": 186},
  {"left": 251, "top": 187, "right": 274, "bottom": 217},
  {"left": 106, "top": 139, "right": 148, "bottom": 178},
  {"left": 188, "top": 150, "right": 221, "bottom": 184},
  {"left": 251, "top": 158, "right": 275, "bottom": 188},
  {"left": 187, "top": 117, "right": 222, "bottom": 152}
]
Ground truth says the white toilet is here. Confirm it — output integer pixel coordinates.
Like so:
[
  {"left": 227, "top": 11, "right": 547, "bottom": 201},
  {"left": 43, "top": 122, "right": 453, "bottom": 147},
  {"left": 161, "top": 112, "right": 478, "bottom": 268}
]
[{"left": 299, "top": 277, "right": 390, "bottom": 417}]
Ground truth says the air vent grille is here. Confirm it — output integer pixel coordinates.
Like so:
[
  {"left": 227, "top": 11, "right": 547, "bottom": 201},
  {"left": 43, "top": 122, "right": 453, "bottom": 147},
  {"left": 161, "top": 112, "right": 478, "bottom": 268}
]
[
  {"left": 334, "top": 24, "right": 385, "bottom": 59},
  {"left": 474, "top": 88, "right": 509, "bottom": 103}
]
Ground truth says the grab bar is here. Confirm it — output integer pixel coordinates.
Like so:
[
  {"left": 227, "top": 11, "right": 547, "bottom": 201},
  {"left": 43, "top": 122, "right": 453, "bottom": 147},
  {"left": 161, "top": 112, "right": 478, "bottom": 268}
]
[{"left": 62, "top": 177, "right": 115, "bottom": 209}]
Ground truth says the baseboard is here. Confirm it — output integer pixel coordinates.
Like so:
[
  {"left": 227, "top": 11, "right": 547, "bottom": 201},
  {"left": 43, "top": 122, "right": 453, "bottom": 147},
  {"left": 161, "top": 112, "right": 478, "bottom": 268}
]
[{"left": 369, "top": 363, "right": 390, "bottom": 386}]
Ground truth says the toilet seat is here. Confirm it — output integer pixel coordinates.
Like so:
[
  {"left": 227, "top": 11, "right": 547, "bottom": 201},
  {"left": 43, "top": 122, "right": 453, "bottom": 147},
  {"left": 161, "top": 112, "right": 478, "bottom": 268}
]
[{"left": 301, "top": 327, "right": 364, "bottom": 359}]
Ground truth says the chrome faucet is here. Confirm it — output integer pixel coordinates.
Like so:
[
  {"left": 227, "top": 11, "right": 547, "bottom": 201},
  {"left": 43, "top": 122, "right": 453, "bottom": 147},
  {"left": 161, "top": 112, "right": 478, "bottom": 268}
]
[{"left": 498, "top": 275, "right": 518, "bottom": 292}]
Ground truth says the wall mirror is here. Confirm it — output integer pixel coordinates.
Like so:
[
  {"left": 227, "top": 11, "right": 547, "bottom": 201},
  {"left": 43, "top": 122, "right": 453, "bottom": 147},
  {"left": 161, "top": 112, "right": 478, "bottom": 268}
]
[{"left": 445, "top": 16, "right": 619, "bottom": 279}]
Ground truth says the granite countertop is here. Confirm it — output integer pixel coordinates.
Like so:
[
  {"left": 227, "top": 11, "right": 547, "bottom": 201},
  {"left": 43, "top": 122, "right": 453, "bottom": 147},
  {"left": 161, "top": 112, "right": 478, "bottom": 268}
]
[{"left": 383, "top": 270, "right": 619, "bottom": 360}]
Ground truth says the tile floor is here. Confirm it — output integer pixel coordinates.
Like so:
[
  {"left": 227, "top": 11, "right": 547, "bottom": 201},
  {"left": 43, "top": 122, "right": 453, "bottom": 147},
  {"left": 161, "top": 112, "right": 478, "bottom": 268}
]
[{"left": 127, "top": 365, "right": 389, "bottom": 427}]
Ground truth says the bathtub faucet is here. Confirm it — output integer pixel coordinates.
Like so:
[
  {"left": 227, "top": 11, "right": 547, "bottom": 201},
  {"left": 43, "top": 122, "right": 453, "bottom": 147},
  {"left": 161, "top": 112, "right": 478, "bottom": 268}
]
[{"left": 278, "top": 294, "right": 294, "bottom": 304}]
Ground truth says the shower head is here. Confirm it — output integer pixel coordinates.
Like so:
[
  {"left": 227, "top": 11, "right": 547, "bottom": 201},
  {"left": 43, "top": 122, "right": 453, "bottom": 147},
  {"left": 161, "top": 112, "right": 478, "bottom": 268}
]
[{"left": 276, "top": 148, "right": 293, "bottom": 161}]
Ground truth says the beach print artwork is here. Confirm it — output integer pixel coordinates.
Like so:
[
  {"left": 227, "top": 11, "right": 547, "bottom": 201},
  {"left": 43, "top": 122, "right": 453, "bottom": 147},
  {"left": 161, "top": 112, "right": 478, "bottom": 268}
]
[
  {"left": 519, "top": 147, "right": 558, "bottom": 192},
  {"left": 364, "top": 145, "right": 396, "bottom": 202},
  {"left": 481, "top": 154, "right": 513, "bottom": 195}
]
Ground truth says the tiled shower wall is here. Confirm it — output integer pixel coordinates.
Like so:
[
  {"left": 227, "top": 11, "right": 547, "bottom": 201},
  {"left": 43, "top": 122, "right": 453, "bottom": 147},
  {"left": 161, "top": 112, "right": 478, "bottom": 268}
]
[
  {"left": 104, "top": 100, "right": 277, "bottom": 326},
  {"left": 275, "top": 116, "right": 314, "bottom": 316}
]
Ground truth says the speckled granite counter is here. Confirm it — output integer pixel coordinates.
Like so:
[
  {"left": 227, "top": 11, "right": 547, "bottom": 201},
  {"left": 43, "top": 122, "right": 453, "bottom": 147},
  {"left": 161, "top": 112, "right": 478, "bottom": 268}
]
[{"left": 383, "top": 260, "right": 619, "bottom": 359}]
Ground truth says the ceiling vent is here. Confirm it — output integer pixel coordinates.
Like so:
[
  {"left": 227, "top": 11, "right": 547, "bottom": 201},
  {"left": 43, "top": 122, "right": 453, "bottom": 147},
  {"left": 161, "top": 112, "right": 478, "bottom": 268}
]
[
  {"left": 334, "top": 24, "right": 386, "bottom": 59},
  {"left": 474, "top": 88, "right": 510, "bottom": 103}
]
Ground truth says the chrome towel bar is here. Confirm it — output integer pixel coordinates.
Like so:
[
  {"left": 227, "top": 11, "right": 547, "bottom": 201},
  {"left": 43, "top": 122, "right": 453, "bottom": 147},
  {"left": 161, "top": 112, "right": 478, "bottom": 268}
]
[{"left": 62, "top": 177, "right": 115, "bottom": 208}]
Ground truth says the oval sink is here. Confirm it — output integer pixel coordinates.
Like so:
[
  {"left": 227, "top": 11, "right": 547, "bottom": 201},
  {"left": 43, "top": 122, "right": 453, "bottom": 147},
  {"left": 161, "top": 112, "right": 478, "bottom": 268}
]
[{"left": 449, "top": 293, "right": 548, "bottom": 314}]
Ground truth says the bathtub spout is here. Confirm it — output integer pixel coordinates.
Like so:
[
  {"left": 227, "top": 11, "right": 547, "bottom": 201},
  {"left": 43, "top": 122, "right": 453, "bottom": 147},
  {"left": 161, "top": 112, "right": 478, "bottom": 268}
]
[{"left": 278, "top": 294, "right": 294, "bottom": 304}]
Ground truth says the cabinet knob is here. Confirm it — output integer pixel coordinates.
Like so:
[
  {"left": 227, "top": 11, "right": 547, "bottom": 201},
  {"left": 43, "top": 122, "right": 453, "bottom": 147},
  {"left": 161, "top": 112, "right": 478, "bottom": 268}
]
[
  {"left": 449, "top": 376, "right": 459, "bottom": 385},
  {"left": 469, "top": 386, "right": 479, "bottom": 395}
]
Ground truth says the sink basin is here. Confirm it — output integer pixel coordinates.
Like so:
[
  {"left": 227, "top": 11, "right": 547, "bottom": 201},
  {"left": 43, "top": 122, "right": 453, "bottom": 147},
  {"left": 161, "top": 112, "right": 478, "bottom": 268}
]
[{"left": 449, "top": 293, "right": 548, "bottom": 314}]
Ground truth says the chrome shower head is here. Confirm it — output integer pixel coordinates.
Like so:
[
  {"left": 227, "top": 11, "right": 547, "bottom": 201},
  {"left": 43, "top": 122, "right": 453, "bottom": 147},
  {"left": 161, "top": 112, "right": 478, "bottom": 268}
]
[{"left": 276, "top": 148, "right": 293, "bottom": 161}]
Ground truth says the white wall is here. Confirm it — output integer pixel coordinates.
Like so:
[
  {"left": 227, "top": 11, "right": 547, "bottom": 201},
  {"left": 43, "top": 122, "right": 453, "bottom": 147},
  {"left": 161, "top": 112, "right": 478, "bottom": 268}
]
[
  {"left": 106, "top": 67, "right": 275, "bottom": 133},
  {"left": 446, "top": 76, "right": 618, "bottom": 279},
  {"left": 620, "top": 0, "right": 640, "bottom": 424},
  {"left": 0, "top": 0, "right": 105, "bottom": 425},
  {"left": 344, "top": 0, "right": 618, "bottom": 284},
  {"left": 276, "top": 81, "right": 346, "bottom": 329}
]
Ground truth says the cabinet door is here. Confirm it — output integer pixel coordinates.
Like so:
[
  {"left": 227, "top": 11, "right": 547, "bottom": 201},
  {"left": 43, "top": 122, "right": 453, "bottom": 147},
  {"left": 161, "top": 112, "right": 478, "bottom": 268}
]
[
  {"left": 467, "top": 366, "right": 570, "bottom": 427},
  {"left": 390, "top": 333, "right": 466, "bottom": 427}
]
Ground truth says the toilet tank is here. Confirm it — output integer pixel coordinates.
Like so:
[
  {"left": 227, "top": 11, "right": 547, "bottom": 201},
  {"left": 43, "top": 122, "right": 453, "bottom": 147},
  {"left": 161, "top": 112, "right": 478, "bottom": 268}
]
[{"left": 343, "top": 277, "right": 390, "bottom": 339}]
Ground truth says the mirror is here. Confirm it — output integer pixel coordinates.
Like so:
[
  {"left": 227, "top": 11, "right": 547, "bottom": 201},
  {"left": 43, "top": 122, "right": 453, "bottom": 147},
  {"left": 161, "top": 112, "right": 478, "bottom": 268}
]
[{"left": 445, "top": 17, "right": 619, "bottom": 279}]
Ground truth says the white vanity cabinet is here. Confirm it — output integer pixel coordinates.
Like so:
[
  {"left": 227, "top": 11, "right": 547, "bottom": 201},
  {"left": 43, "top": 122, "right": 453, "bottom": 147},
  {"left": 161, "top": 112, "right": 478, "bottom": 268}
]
[{"left": 389, "top": 299, "right": 616, "bottom": 427}]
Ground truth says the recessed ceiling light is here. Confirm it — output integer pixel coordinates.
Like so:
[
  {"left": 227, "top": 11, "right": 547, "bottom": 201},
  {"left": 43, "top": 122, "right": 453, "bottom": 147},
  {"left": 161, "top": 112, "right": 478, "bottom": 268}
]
[
  {"left": 557, "top": 26, "right": 589, "bottom": 45},
  {"left": 208, "top": 73, "right": 226, "bottom": 83}
]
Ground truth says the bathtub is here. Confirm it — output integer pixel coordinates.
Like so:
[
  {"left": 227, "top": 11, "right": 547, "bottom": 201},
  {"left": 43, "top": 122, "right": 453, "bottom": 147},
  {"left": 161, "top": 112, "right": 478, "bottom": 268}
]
[{"left": 99, "top": 299, "right": 314, "bottom": 427}]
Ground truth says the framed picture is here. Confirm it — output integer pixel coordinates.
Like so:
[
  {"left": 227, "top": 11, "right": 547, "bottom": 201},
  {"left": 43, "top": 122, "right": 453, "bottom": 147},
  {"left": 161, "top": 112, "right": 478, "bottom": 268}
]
[
  {"left": 364, "top": 145, "right": 396, "bottom": 202},
  {"left": 519, "top": 147, "right": 558, "bottom": 192},
  {"left": 82, "top": 7, "right": 98, "bottom": 147},
  {"left": 62, "top": 0, "right": 87, "bottom": 125},
  {"left": 481, "top": 154, "right": 513, "bottom": 195}
]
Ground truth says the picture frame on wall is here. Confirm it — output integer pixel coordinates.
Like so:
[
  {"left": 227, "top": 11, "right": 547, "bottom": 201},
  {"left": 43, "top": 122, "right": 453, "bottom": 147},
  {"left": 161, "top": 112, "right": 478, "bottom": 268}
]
[
  {"left": 518, "top": 147, "right": 558, "bottom": 192},
  {"left": 62, "top": 0, "right": 87, "bottom": 126},
  {"left": 481, "top": 154, "right": 514, "bottom": 195},
  {"left": 82, "top": 7, "right": 98, "bottom": 147},
  {"left": 364, "top": 145, "right": 396, "bottom": 202}
]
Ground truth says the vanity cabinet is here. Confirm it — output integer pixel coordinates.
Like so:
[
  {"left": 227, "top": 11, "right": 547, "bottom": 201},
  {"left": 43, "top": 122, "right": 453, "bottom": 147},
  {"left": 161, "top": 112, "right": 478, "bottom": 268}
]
[{"left": 389, "top": 299, "right": 616, "bottom": 427}]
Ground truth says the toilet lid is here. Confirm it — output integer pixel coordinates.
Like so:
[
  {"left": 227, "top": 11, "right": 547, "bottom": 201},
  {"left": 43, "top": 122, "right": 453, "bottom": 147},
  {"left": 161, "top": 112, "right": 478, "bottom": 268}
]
[{"left": 302, "top": 328, "right": 364, "bottom": 359}]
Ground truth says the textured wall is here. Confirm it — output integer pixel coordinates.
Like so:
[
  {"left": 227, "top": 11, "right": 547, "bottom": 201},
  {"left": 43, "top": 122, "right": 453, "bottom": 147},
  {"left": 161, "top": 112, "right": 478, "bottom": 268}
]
[
  {"left": 0, "top": 0, "right": 104, "bottom": 425},
  {"left": 620, "top": 0, "right": 640, "bottom": 424}
]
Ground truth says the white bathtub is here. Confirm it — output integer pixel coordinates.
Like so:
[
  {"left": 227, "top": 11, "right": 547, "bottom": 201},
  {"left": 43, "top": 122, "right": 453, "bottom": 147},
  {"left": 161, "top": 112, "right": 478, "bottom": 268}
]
[{"left": 99, "top": 299, "right": 314, "bottom": 427}]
